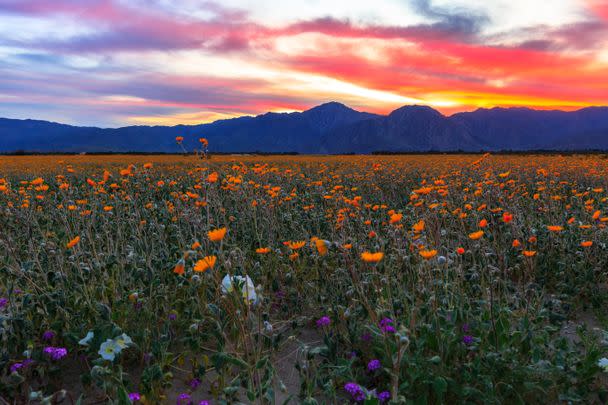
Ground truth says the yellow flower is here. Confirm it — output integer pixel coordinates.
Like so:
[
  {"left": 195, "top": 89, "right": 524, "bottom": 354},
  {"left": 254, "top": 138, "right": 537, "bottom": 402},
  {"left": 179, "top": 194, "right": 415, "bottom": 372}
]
[
  {"left": 361, "top": 251, "right": 384, "bottom": 263},
  {"left": 389, "top": 213, "right": 403, "bottom": 224},
  {"left": 66, "top": 236, "right": 80, "bottom": 249},
  {"left": 468, "top": 230, "right": 484, "bottom": 240},
  {"left": 288, "top": 241, "right": 306, "bottom": 250},
  {"left": 412, "top": 220, "right": 425, "bottom": 233},
  {"left": 194, "top": 256, "right": 217, "bottom": 272},
  {"left": 208, "top": 227, "right": 227, "bottom": 242},
  {"left": 419, "top": 249, "right": 437, "bottom": 260}
]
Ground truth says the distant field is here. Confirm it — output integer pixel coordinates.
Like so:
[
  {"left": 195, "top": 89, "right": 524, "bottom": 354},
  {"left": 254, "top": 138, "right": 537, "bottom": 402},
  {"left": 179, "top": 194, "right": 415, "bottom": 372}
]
[{"left": 1, "top": 154, "right": 608, "bottom": 403}]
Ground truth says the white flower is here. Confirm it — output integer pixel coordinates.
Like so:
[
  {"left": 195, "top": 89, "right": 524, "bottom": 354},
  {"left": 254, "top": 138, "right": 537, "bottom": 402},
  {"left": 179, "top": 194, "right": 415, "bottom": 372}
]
[
  {"left": 598, "top": 357, "right": 608, "bottom": 371},
  {"left": 221, "top": 274, "right": 235, "bottom": 293},
  {"left": 99, "top": 339, "right": 121, "bottom": 361},
  {"left": 114, "top": 333, "right": 133, "bottom": 349},
  {"left": 221, "top": 274, "right": 258, "bottom": 304},
  {"left": 78, "top": 331, "right": 94, "bottom": 346}
]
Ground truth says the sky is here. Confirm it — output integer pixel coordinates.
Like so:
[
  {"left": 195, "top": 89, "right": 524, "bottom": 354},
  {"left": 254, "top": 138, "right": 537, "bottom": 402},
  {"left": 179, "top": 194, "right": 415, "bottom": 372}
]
[{"left": 0, "top": 0, "right": 607, "bottom": 127}]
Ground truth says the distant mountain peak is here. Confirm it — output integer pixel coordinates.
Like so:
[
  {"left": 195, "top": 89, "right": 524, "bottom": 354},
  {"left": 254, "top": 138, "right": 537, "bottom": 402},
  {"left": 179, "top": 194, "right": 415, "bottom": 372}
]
[
  {"left": 308, "top": 101, "right": 350, "bottom": 109},
  {"left": 389, "top": 104, "right": 443, "bottom": 117}
]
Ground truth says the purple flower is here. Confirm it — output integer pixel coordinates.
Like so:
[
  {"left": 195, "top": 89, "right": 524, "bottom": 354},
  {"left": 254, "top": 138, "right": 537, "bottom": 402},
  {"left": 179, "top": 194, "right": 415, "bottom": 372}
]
[
  {"left": 378, "top": 391, "right": 391, "bottom": 402},
  {"left": 463, "top": 335, "right": 474, "bottom": 345},
  {"left": 42, "top": 330, "right": 55, "bottom": 341},
  {"left": 189, "top": 378, "right": 202, "bottom": 389},
  {"left": 462, "top": 323, "right": 470, "bottom": 333},
  {"left": 177, "top": 393, "right": 192, "bottom": 405},
  {"left": 361, "top": 333, "right": 372, "bottom": 342},
  {"left": 0, "top": 298, "right": 8, "bottom": 309},
  {"left": 344, "top": 382, "right": 366, "bottom": 402},
  {"left": 168, "top": 313, "right": 177, "bottom": 321},
  {"left": 199, "top": 402, "right": 210, "bottom": 405},
  {"left": 43, "top": 347, "right": 67, "bottom": 361},
  {"left": 379, "top": 318, "right": 395, "bottom": 334},
  {"left": 316, "top": 316, "right": 331, "bottom": 328},
  {"left": 11, "top": 360, "right": 34, "bottom": 373},
  {"left": 367, "top": 359, "right": 381, "bottom": 372},
  {"left": 128, "top": 392, "right": 141, "bottom": 402}
]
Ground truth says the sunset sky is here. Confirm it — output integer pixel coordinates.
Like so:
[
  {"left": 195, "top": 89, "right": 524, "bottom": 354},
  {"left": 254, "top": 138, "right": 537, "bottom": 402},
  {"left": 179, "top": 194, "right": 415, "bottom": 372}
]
[{"left": 1, "top": 0, "right": 607, "bottom": 127}]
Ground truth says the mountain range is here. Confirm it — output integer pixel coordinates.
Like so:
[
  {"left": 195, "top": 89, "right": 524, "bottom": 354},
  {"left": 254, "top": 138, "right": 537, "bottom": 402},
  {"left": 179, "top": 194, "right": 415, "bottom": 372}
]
[{"left": 2, "top": 102, "right": 608, "bottom": 153}]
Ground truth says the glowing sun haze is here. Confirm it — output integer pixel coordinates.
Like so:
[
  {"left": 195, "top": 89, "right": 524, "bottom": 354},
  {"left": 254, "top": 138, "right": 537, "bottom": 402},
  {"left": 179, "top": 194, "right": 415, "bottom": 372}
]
[{"left": 1, "top": 0, "right": 607, "bottom": 126}]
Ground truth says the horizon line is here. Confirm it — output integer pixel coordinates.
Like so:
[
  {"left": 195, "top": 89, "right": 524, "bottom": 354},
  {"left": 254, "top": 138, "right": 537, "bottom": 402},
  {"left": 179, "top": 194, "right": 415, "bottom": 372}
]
[{"left": 2, "top": 101, "right": 608, "bottom": 130}]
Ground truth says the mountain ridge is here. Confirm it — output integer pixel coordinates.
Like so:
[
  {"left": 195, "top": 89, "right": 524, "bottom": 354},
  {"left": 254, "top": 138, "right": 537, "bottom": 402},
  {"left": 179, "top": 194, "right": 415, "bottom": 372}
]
[{"left": 1, "top": 102, "right": 608, "bottom": 153}]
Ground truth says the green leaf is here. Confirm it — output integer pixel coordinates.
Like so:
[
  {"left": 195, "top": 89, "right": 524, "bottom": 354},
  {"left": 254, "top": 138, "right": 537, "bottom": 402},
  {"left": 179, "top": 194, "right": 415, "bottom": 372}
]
[{"left": 433, "top": 376, "right": 448, "bottom": 397}]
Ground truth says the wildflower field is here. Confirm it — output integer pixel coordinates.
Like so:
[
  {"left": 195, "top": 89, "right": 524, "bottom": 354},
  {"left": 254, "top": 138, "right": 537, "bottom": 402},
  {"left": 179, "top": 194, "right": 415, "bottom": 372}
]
[{"left": 2, "top": 153, "right": 608, "bottom": 404}]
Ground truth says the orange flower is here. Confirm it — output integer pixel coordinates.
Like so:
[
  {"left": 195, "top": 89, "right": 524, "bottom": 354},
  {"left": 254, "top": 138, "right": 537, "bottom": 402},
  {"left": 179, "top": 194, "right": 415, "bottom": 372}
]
[
  {"left": 580, "top": 240, "right": 593, "bottom": 247},
  {"left": 143, "top": 162, "right": 153, "bottom": 169},
  {"left": 175, "top": 136, "right": 184, "bottom": 143},
  {"left": 207, "top": 172, "right": 218, "bottom": 183},
  {"left": 547, "top": 225, "right": 563, "bottom": 232},
  {"left": 456, "top": 247, "right": 465, "bottom": 255},
  {"left": 592, "top": 210, "right": 601, "bottom": 220},
  {"left": 103, "top": 206, "right": 113, "bottom": 212},
  {"left": 199, "top": 138, "right": 209, "bottom": 147},
  {"left": 468, "top": 230, "right": 484, "bottom": 240},
  {"left": 66, "top": 236, "right": 80, "bottom": 249},
  {"left": 342, "top": 243, "right": 353, "bottom": 250},
  {"left": 528, "top": 236, "right": 537, "bottom": 244},
  {"left": 368, "top": 230, "right": 377, "bottom": 238},
  {"left": 361, "top": 251, "right": 384, "bottom": 263},
  {"left": 389, "top": 213, "right": 403, "bottom": 224},
  {"left": 256, "top": 247, "right": 271, "bottom": 254},
  {"left": 523, "top": 250, "right": 537, "bottom": 257},
  {"left": 502, "top": 212, "right": 513, "bottom": 223},
  {"left": 412, "top": 220, "right": 425, "bottom": 233},
  {"left": 479, "top": 219, "right": 488, "bottom": 228},
  {"left": 208, "top": 227, "right": 227, "bottom": 242},
  {"left": 173, "top": 259, "right": 185, "bottom": 275},
  {"left": 289, "top": 252, "right": 299, "bottom": 261},
  {"left": 419, "top": 249, "right": 437, "bottom": 260},
  {"left": 191, "top": 241, "right": 201, "bottom": 249},
  {"left": 512, "top": 239, "right": 521, "bottom": 248},
  {"left": 315, "top": 239, "right": 330, "bottom": 256},
  {"left": 194, "top": 256, "right": 216, "bottom": 272},
  {"left": 288, "top": 240, "right": 306, "bottom": 250}
]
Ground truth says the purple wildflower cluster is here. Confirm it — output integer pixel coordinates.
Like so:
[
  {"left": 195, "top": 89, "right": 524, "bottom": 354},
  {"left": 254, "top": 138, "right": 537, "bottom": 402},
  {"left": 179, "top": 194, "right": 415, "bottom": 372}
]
[
  {"left": 367, "top": 359, "right": 381, "bottom": 372},
  {"left": 344, "top": 382, "right": 366, "bottom": 402},
  {"left": 463, "top": 335, "right": 474, "bottom": 345},
  {"left": 177, "top": 393, "right": 191, "bottom": 405},
  {"left": 189, "top": 377, "right": 202, "bottom": 389},
  {"left": 10, "top": 359, "right": 33, "bottom": 373},
  {"left": 0, "top": 297, "right": 8, "bottom": 309},
  {"left": 128, "top": 392, "right": 141, "bottom": 402},
  {"left": 379, "top": 318, "right": 395, "bottom": 333},
  {"left": 42, "top": 330, "right": 55, "bottom": 341},
  {"left": 345, "top": 383, "right": 391, "bottom": 403},
  {"left": 43, "top": 346, "right": 67, "bottom": 360},
  {"left": 316, "top": 315, "right": 331, "bottom": 328}
]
